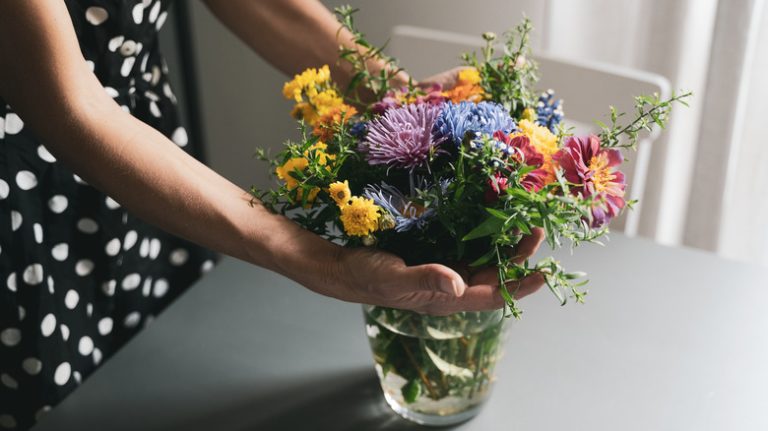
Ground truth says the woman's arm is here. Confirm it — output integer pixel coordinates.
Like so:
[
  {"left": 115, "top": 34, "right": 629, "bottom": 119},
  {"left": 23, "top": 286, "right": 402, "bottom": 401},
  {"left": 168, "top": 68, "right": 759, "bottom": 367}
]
[
  {"left": 0, "top": 1, "right": 542, "bottom": 315},
  {"left": 201, "top": 0, "right": 405, "bottom": 89}
]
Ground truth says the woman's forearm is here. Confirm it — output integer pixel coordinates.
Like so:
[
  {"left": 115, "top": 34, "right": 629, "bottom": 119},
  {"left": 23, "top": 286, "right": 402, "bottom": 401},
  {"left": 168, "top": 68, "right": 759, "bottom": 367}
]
[
  {"left": 0, "top": 0, "right": 341, "bottom": 294},
  {"left": 202, "top": 0, "right": 405, "bottom": 89}
]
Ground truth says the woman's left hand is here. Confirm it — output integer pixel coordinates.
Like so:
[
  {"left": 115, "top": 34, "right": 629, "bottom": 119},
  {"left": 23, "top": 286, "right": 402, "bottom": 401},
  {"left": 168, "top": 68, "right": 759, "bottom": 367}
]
[{"left": 418, "top": 66, "right": 471, "bottom": 92}]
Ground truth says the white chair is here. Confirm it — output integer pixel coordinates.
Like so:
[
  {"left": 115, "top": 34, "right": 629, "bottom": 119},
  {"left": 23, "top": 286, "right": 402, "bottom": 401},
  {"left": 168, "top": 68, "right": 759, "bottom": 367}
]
[{"left": 388, "top": 25, "right": 670, "bottom": 235}]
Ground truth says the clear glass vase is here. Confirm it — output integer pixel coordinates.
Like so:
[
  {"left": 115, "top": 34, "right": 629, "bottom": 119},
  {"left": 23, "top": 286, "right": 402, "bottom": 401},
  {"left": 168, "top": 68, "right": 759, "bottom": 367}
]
[{"left": 363, "top": 305, "right": 506, "bottom": 426}]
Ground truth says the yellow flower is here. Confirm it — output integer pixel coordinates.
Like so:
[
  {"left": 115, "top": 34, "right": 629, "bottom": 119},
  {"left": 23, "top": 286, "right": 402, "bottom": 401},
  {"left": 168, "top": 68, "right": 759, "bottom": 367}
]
[
  {"left": 274, "top": 157, "right": 321, "bottom": 206},
  {"left": 275, "top": 157, "right": 309, "bottom": 190},
  {"left": 290, "top": 88, "right": 345, "bottom": 127},
  {"left": 296, "top": 186, "right": 321, "bottom": 205},
  {"left": 457, "top": 68, "right": 482, "bottom": 85},
  {"left": 282, "top": 65, "right": 332, "bottom": 103},
  {"left": 310, "top": 90, "right": 344, "bottom": 116},
  {"left": 304, "top": 142, "right": 335, "bottom": 167},
  {"left": 340, "top": 196, "right": 380, "bottom": 237},
  {"left": 290, "top": 102, "right": 319, "bottom": 125},
  {"left": 328, "top": 180, "right": 351, "bottom": 208},
  {"left": 282, "top": 80, "right": 303, "bottom": 103},
  {"left": 515, "top": 119, "right": 560, "bottom": 184}
]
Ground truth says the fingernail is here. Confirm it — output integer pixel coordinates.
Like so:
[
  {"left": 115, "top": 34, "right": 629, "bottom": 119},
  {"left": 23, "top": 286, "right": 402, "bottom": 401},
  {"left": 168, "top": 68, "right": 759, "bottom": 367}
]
[
  {"left": 440, "top": 277, "right": 456, "bottom": 295},
  {"left": 452, "top": 279, "right": 465, "bottom": 297}
]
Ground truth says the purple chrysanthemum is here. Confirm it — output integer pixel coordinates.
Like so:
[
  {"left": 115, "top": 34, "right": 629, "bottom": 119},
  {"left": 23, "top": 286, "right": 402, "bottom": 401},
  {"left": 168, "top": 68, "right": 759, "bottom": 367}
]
[{"left": 360, "top": 104, "right": 446, "bottom": 171}]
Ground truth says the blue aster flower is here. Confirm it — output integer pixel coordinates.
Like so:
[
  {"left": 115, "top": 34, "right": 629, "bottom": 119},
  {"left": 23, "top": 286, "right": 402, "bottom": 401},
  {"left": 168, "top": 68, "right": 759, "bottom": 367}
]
[
  {"left": 349, "top": 121, "right": 368, "bottom": 139},
  {"left": 363, "top": 183, "right": 435, "bottom": 232},
  {"left": 535, "top": 89, "right": 564, "bottom": 132},
  {"left": 432, "top": 101, "right": 517, "bottom": 146}
]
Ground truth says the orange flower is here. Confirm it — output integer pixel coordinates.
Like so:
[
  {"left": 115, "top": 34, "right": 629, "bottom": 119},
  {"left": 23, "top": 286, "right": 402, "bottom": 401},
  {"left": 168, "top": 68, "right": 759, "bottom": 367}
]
[
  {"left": 312, "top": 104, "right": 358, "bottom": 141},
  {"left": 443, "top": 68, "right": 485, "bottom": 103}
]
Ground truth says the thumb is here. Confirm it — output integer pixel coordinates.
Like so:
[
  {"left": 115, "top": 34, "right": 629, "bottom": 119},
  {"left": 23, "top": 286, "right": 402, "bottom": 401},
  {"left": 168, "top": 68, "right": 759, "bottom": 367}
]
[{"left": 399, "top": 263, "right": 466, "bottom": 297}]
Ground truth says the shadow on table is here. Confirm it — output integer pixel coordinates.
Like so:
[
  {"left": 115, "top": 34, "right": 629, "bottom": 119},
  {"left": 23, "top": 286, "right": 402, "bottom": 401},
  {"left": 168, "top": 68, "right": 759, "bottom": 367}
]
[{"left": 171, "top": 368, "right": 461, "bottom": 431}]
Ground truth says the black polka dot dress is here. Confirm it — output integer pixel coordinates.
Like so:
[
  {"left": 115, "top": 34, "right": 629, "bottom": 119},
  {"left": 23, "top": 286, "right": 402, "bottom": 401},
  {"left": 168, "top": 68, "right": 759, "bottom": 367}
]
[{"left": 0, "top": 1, "right": 217, "bottom": 429}]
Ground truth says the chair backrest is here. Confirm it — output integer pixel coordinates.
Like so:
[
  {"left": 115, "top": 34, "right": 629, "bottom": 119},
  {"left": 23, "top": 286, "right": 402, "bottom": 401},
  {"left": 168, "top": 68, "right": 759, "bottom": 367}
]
[{"left": 388, "top": 25, "right": 671, "bottom": 235}]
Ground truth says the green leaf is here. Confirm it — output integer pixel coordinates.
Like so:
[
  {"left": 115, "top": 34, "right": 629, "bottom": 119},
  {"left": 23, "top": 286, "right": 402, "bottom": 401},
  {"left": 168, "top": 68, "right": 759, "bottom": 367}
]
[
  {"left": 462, "top": 216, "right": 505, "bottom": 241},
  {"left": 485, "top": 207, "right": 509, "bottom": 220},
  {"left": 469, "top": 248, "right": 497, "bottom": 267},
  {"left": 513, "top": 219, "right": 532, "bottom": 235},
  {"left": 401, "top": 379, "right": 422, "bottom": 404}
]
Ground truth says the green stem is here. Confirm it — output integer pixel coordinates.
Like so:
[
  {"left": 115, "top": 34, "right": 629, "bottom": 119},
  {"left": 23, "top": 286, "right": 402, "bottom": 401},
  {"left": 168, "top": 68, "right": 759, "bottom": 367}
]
[{"left": 398, "top": 336, "right": 438, "bottom": 399}]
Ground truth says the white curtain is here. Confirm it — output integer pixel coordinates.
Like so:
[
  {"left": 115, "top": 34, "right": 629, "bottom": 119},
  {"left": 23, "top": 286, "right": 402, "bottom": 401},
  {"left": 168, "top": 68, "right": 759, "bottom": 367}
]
[{"left": 543, "top": 0, "right": 768, "bottom": 266}]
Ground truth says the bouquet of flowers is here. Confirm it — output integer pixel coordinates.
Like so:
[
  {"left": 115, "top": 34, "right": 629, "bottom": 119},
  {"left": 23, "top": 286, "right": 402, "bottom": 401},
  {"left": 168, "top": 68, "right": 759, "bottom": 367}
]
[{"left": 254, "top": 7, "right": 689, "bottom": 425}]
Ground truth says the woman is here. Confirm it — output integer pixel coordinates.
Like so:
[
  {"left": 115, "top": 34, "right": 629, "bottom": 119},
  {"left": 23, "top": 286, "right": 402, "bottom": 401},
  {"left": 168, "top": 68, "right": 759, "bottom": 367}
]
[{"left": 0, "top": 1, "right": 545, "bottom": 428}]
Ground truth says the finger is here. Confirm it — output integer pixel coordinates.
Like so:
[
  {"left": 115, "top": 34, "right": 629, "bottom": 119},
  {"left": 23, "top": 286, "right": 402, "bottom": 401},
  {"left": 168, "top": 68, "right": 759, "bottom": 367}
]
[
  {"left": 416, "top": 273, "right": 546, "bottom": 315},
  {"left": 446, "top": 261, "right": 472, "bottom": 284},
  {"left": 511, "top": 228, "right": 545, "bottom": 264},
  {"left": 511, "top": 273, "right": 546, "bottom": 299},
  {"left": 469, "top": 269, "right": 546, "bottom": 299},
  {"left": 412, "top": 284, "right": 503, "bottom": 315},
  {"left": 468, "top": 267, "right": 499, "bottom": 287},
  {"left": 447, "top": 284, "right": 505, "bottom": 312},
  {"left": 419, "top": 67, "right": 469, "bottom": 90},
  {"left": 396, "top": 263, "right": 467, "bottom": 297}
]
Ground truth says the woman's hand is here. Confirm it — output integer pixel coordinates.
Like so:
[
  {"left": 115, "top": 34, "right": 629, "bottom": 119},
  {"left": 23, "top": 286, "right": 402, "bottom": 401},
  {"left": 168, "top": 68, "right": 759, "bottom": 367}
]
[
  {"left": 300, "top": 228, "right": 546, "bottom": 316},
  {"left": 418, "top": 67, "right": 471, "bottom": 92}
]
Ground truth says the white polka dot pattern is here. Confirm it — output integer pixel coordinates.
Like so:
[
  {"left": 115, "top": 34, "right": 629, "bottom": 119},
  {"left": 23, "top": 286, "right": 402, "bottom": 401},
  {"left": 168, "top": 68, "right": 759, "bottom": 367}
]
[
  {"left": 51, "top": 243, "right": 69, "bottom": 261},
  {"left": 37, "top": 145, "right": 56, "bottom": 162},
  {"left": 0, "top": 414, "right": 17, "bottom": 428},
  {"left": 122, "top": 274, "right": 141, "bottom": 291},
  {"left": 124, "top": 312, "right": 141, "bottom": 328},
  {"left": 1, "top": 373, "right": 18, "bottom": 390},
  {"left": 98, "top": 317, "right": 113, "bottom": 336},
  {"left": 22, "top": 264, "right": 44, "bottom": 285},
  {"left": 75, "top": 259, "right": 95, "bottom": 277},
  {"left": 15, "top": 170, "right": 37, "bottom": 190},
  {"left": 6, "top": 273, "right": 17, "bottom": 292},
  {"left": 172, "top": 127, "right": 188, "bottom": 147},
  {"left": 78, "top": 336, "right": 94, "bottom": 356},
  {"left": 0, "top": 328, "right": 21, "bottom": 347},
  {"left": 85, "top": 7, "right": 109, "bottom": 25},
  {"left": 4, "top": 113, "right": 24, "bottom": 135},
  {"left": 0, "top": 179, "right": 9, "bottom": 199},
  {"left": 0, "top": 2, "right": 217, "bottom": 426},
  {"left": 41, "top": 314, "right": 56, "bottom": 337},
  {"left": 54, "top": 362, "right": 71, "bottom": 386},
  {"left": 22, "top": 358, "right": 42, "bottom": 375},
  {"left": 64, "top": 290, "right": 79, "bottom": 309},
  {"left": 48, "top": 195, "right": 69, "bottom": 213}
]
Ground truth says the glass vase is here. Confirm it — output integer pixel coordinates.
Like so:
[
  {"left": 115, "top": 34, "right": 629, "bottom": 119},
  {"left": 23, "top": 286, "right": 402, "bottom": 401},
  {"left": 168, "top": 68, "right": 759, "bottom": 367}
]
[{"left": 363, "top": 305, "right": 506, "bottom": 426}]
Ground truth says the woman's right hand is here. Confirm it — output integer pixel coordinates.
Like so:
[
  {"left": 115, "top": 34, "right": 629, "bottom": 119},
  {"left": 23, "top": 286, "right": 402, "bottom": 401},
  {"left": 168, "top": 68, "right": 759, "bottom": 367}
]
[
  {"left": 330, "top": 233, "right": 545, "bottom": 315},
  {"left": 273, "top": 217, "right": 546, "bottom": 315}
]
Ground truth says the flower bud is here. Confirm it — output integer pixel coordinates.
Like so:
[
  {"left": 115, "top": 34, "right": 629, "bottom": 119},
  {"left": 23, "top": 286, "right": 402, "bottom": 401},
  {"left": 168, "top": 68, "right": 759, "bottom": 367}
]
[
  {"left": 378, "top": 213, "right": 396, "bottom": 231},
  {"left": 515, "top": 55, "right": 527, "bottom": 69},
  {"left": 362, "top": 235, "right": 377, "bottom": 246},
  {"left": 482, "top": 32, "right": 497, "bottom": 42},
  {"left": 522, "top": 107, "right": 537, "bottom": 122}
]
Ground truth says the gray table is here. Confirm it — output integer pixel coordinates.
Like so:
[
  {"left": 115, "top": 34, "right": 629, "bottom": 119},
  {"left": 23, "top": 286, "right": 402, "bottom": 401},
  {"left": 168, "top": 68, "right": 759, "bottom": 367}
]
[{"left": 33, "top": 235, "right": 768, "bottom": 431}]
